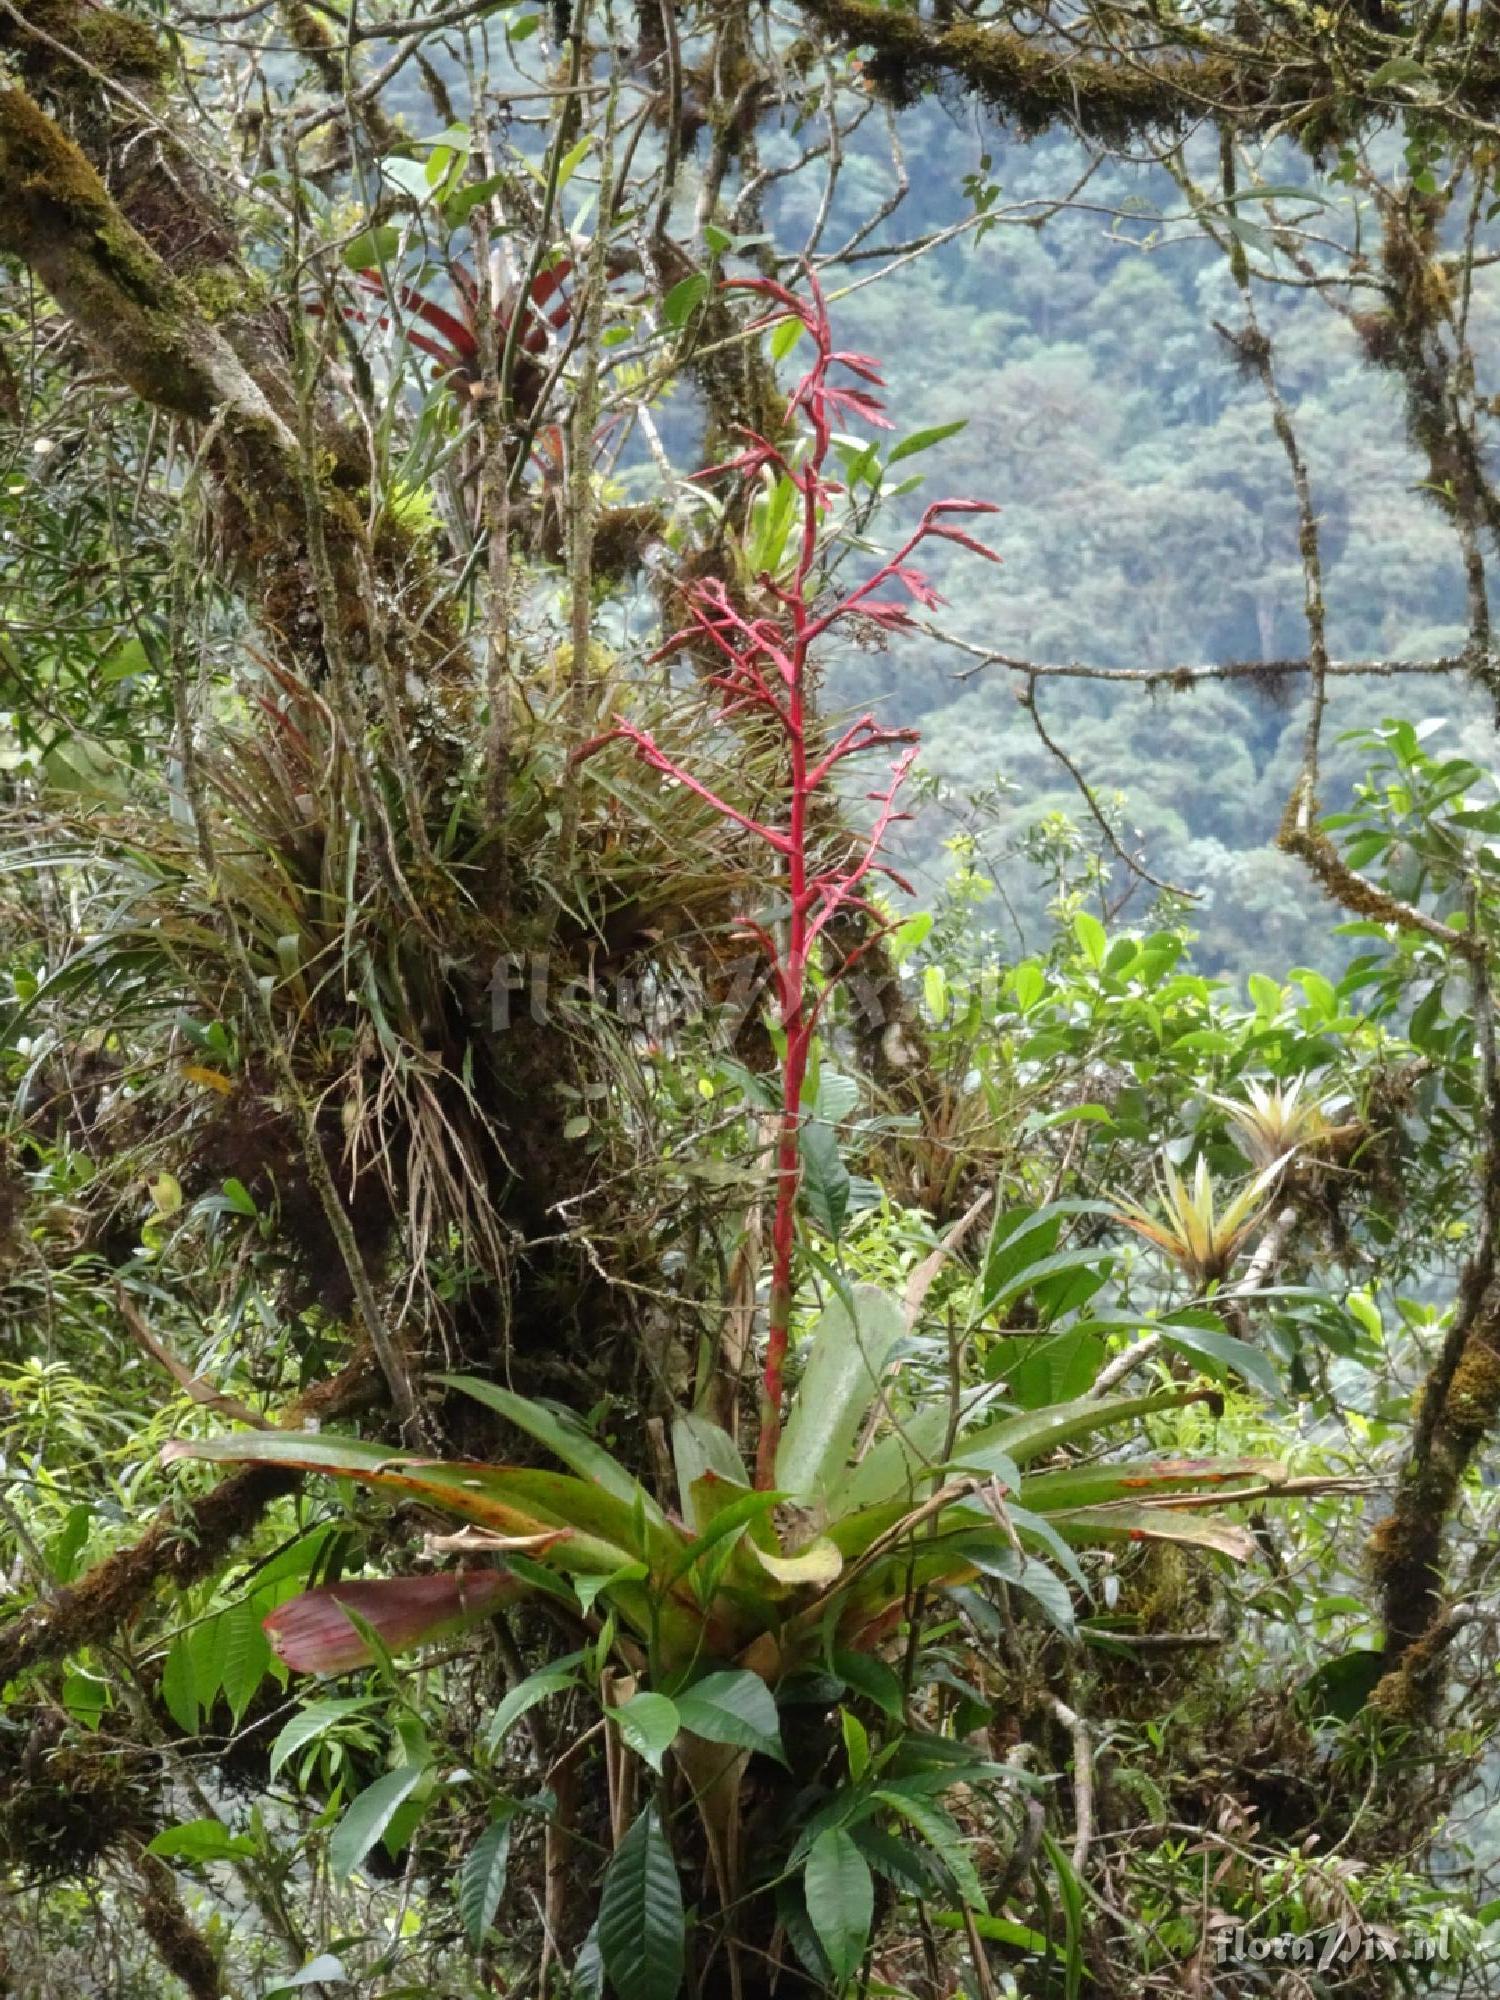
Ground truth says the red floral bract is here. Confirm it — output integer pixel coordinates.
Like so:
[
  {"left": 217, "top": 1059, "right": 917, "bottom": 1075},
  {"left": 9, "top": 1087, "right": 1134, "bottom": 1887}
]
[{"left": 581, "top": 271, "right": 1000, "bottom": 1484}]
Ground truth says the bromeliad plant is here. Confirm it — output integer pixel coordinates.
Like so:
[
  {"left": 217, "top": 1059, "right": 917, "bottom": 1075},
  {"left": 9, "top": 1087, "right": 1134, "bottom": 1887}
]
[
  {"left": 160, "top": 286, "right": 1344, "bottom": 1991},
  {"left": 166, "top": 1288, "right": 1302, "bottom": 1688},
  {"left": 581, "top": 270, "right": 1003, "bottom": 1486},
  {"left": 165, "top": 1281, "right": 1330, "bottom": 1985},
  {"left": 337, "top": 254, "right": 574, "bottom": 411}
]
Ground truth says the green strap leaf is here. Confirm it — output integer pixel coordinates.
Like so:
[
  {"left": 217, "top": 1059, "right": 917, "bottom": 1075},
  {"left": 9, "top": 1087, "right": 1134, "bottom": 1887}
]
[
  {"left": 598, "top": 1807, "right": 685, "bottom": 2000},
  {"left": 434, "top": 1375, "right": 667, "bottom": 1524},
  {"left": 804, "top": 1826, "right": 874, "bottom": 1986},
  {"left": 774, "top": 1284, "right": 904, "bottom": 1507},
  {"left": 958, "top": 1383, "right": 1215, "bottom": 1471}
]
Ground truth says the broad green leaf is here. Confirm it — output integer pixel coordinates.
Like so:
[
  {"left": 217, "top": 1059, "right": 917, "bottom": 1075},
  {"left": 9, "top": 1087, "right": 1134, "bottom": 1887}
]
[
  {"left": 556, "top": 133, "right": 593, "bottom": 189},
  {"left": 856, "top": 1826, "right": 949, "bottom": 1897},
  {"left": 598, "top": 1807, "right": 685, "bottom": 2000},
  {"left": 221, "top": 1595, "right": 271, "bottom": 1722},
  {"left": 977, "top": 1200, "right": 1113, "bottom": 1318},
  {"left": 775, "top": 1285, "right": 904, "bottom": 1507},
  {"left": 1072, "top": 909, "right": 1107, "bottom": 966},
  {"left": 959, "top": 1540, "right": 1076, "bottom": 1635},
  {"left": 841, "top": 1707, "right": 870, "bottom": 1781},
  {"left": 874, "top": 1789, "right": 984, "bottom": 1909},
  {"left": 945, "top": 1439, "right": 1022, "bottom": 1492},
  {"left": 329, "top": 1761, "right": 429, "bottom": 1878},
  {"left": 571, "top": 1925, "right": 606, "bottom": 1999},
  {"left": 999, "top": 1326, "right": 1106, "bottom": 1407},
  {"left": 663, "top": 273, "right": 709, "bottom": 328},
  {"left": 48, "top": 1503, "right": 91, "bottom": 1585},
  {"left": 1005, "top": 1504, "right": 1090, "bottom": 1590},
  {"left": 675, "top": 1669, "right": 785, "bottom": 1763},
  {"left": 161, "top": 1632, "right": 200, "bottom": 1734},
  {"left": 611, "top": 1692, "right": 680, "bottom": 1773},
  {"left": 804, "top": 1827, "right": 873, "bottom": 1985},
  {"left": 831, "top": 1649, "right": 905, "bottom": 1720},
  {"left": 460, "top": 1809, "right": 517, "bottom": 1949},
  {"left": 62, "top": 1668, "right": 107, "bottom": 1729},
  {"left": 341, "top": 226, "right": 403, "bottom": 270},
  {"left": 442, "top": 173, "right": 504, "bottom": 226},
  {"left": 769, "top": 316, "right": 802, "bottom": 360},
  {"left": 381, "top": 156, "right": 433, "bottom": 203}
]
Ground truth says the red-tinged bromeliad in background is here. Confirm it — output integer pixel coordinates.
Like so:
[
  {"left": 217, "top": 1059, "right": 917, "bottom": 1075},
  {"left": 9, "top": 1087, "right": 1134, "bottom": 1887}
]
[{"left": 337, "top": 255, "right": 574, "bottom": 411}]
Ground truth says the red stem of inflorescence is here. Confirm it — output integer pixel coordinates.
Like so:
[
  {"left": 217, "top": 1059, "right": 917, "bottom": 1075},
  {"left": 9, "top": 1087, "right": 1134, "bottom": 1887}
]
[{"left": 580, "top": 271, "right": 999, "bottom": 1487}]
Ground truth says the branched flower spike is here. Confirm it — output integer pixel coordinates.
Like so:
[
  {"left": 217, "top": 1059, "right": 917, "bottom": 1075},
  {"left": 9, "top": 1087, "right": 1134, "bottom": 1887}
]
[{"left": 578, "top": 271, "right": 1000, "bottom": 1485}]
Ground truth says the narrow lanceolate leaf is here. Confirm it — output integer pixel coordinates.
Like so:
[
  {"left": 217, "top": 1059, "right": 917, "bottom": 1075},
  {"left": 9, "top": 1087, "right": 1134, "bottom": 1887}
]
[
  {"left": 459, "top": 1809, "right": 517, "bottom": 1950},
  {"left": 959, "top": 1540, "right": 1077, "bottom": 1635},
  {"left": 675, "top": 1669, "right": 786, "bottom": 1764},
  {"left": 268, "top": 1698, "right": 372, "bottom": 1781},
  {"left": 804, "top": 1827, "right": 874, "bottom": 1986},
  {"left": 485, "top": 1658, "right": 581, "bottom": 1752},
  {"left": 329, "top": 1761, "right": 429, "bottom": 1878},
  {"left": 598, "top": 1807, "right": 685, "bottom": 2000},
  {"left": 774, "top": 1285, "right": 904, "bottom": 1507},
  {"left": 263, "top": 1572, "right": 519, "bottom": 1674}
]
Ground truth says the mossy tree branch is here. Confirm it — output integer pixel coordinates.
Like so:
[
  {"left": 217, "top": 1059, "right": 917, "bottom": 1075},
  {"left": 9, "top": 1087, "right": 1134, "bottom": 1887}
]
[{"left": 795, "top": 0, "right": 1500, "bottom": 146}]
